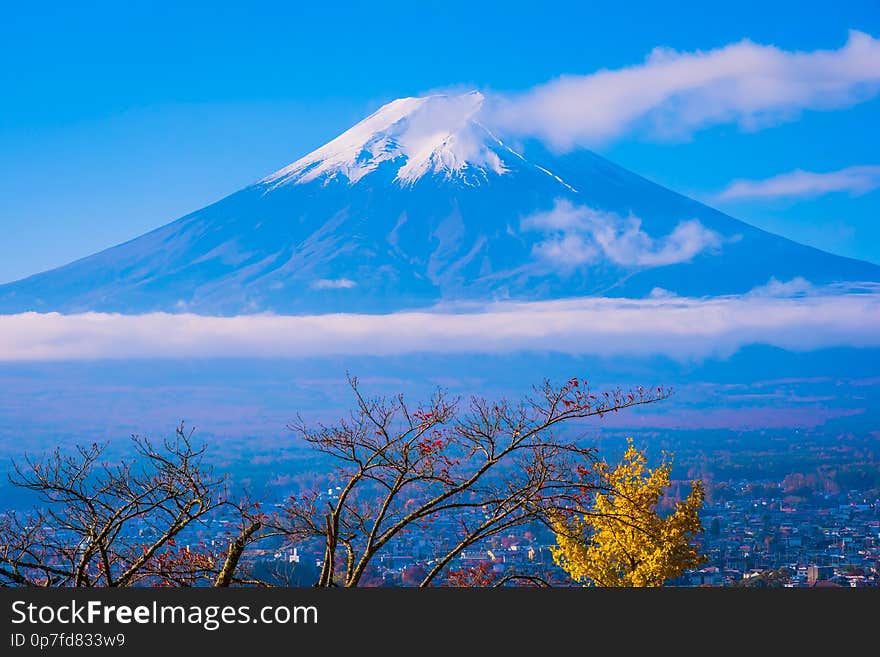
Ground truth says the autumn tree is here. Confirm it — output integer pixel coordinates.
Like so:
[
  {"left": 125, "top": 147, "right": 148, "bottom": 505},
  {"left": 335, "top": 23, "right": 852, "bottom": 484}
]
[
  {"left": 0, "top": 425, "right": 262, "bottom": 587},
  {"left": 268, "top": 375, "right": 667, "bottom": 587},
  {"left": 550, "top": 439, "right": 705, "bottom": 587}
]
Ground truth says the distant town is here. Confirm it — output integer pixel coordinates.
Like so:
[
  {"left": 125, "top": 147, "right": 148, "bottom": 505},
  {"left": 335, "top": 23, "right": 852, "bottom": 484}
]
[
  {"left": 237, "top": 472, "right": 879, "bottom": 587},
  {"left": 680, "top": 483, "right": 879, "bottom": 587},
  {"left": 239, "top": 430, "right": 880, "bottom": 587}
]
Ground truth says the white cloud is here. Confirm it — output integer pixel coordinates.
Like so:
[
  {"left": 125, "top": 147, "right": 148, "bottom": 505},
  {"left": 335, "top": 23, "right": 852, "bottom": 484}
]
[
  {"left": 747, "top": 276, "right": 815, "bottom": 297},
  {"left": 520, "top": 199, "right": 587, "bottom": 231},
  {"left": 716, "top": 165, "right": 880, "bottom": 201},
  {"left": 649, "top": 287, "right": 676, "bottom": 299},
  {"left": 530, "top": 233, "right": 599, "bottom": 266},
  {"left": 487, "top": 30, "right": 880, "bottom": 147},
  {"left": 522, "top": 200, "right": 722, "bottom": 267},
  {"left": 593, "top": 217, "right": 722, "bottom": 267},
  {"left": 311, "top": 278, "right": 358, "bottom": 289},
  {"left": 0, "top": 289, "right": 877, "bottom": 362}
]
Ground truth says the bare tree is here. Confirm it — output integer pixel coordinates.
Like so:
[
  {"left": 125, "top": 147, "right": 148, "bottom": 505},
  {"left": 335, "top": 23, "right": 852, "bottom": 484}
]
[
  {"left": 0, "top": 425, "right": 261, "bottom": 587},
  {"left": 270, "top": 376, "right": 667, "bottom": 587},
  {"left": 0, "top": 377, "right": 668, "bottom": 588}
]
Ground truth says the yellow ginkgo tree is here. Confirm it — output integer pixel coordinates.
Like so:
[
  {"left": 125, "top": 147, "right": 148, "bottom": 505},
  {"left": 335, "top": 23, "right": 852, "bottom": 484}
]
[{"left": 550, "top": 440, "right": 705, "bottom": 587}]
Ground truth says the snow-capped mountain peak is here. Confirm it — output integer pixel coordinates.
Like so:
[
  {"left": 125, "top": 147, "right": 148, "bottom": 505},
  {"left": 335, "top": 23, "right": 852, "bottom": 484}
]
[{"left": 260, "top": 91, "right": 513, "bottom": 188}]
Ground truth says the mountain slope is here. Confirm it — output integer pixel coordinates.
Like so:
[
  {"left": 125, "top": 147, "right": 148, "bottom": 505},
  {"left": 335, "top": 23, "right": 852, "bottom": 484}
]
[{"left": 1, "top": 92, "right": 878, "bottom": 315}]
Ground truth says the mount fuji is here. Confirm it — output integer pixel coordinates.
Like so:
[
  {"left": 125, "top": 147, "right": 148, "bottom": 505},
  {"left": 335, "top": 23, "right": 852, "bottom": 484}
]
[{"left": 1, "top": 91, "right": 878, "bottom": 315}]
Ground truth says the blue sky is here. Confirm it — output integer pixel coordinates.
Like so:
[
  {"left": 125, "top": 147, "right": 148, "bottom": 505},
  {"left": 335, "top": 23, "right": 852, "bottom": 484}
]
[{"left": 2, "top": 0, "right": 879, "bottom": 284}]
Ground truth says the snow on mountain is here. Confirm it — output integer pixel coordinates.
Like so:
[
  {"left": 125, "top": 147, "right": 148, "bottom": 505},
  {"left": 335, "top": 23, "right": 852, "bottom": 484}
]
[
  {"left": 0, "top": 92, "right": 878, "bottom": 316},
  {"left": 261, "top": 92, "right": 516, "bottom": 187}
]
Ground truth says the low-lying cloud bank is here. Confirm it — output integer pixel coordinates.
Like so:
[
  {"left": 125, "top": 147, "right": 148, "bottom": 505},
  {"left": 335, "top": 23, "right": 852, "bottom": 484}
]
[{"left": 0, "top": 288, "right": 878, "bottom": 361}]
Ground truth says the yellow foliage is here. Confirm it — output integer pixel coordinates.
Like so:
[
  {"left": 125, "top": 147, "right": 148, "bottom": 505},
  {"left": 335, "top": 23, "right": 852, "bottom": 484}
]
[{"left": 551, "top": 440, "right": 706, "bottom": 587}]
